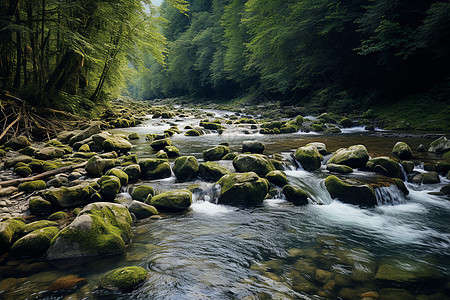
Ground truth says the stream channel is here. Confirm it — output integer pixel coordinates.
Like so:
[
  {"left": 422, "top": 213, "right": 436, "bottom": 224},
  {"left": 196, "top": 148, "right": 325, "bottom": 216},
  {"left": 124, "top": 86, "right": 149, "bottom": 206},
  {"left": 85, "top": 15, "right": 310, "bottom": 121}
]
[{"left": 1, "top": 108, "right": 449, "bottom": 299}]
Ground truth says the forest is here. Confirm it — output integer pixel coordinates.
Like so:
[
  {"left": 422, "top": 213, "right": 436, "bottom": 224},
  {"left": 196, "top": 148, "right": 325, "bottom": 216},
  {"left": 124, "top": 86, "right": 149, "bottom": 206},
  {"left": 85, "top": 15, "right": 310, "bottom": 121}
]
[
  {"left": 1, "top": 0, "right": 449, "bottom": 116},
  {"left": 130, "top": 0, "right": 450, "bottom": 113}
]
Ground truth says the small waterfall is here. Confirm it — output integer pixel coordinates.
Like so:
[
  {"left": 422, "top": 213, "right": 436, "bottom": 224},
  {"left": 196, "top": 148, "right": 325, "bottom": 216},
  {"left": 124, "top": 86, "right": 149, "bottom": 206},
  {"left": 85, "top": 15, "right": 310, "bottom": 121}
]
[
  {"left": 374, "top": 185, "right": 407, "bottom": 206},
  {"left": 285, "top": 170, "right": 333, "bottom": 205},
  {"left": 191, "top": 182, "right": 221, "bottom": 204},
  {"left": 399, "top": 163, "right": 408, "bottom": 181}
]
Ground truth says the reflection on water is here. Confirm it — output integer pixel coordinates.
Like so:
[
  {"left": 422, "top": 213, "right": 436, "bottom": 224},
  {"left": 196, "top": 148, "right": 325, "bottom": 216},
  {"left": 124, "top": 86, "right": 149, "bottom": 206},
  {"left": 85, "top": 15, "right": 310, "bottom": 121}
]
[{"left": 1, "top": 112, "right": 449, "bottom": 299}]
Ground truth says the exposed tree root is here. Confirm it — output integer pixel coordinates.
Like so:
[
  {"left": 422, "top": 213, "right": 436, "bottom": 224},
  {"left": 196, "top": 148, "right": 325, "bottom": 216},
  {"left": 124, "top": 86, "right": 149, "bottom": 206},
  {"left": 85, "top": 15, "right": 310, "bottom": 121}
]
[{"left": 0, "top": 91, "right": 88, "bottom": 143}]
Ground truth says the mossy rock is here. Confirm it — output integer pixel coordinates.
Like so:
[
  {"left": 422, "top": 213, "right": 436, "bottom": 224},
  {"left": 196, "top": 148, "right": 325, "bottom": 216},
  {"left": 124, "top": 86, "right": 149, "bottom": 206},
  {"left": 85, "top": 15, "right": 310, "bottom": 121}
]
[
  {"left": 392, "top": 142, "right": 413, "bottom": 160},
  {"left": 295, "top": 145, "right": 323, "bottom": 171},
  {"left": 185, "top": 129, "right": 201, "bottom": 136},
  {"left": 123, "top": 164, "right": 141, "bottom": 182},
  {"left": 199, "top": 161, "right": 231, "bottom": 181},
  {"left": 233, "top": 154, "right": 276, "bottom": 177},
  {"left": 203, "top": 145, "right": 230, "bottom": 161},
  {"left": 428, "top": 136, "right": 450, "bottom": 153},
  {"left": 325, "top": 175, "right": 377, "bottom": 207},
  {"left": 35, "top": 147, "right": 65, "bottom": 160},
  {"left": 150, "top": 138, "right": 172, "bottom": 151},
  {"left": 14, "top": 166, "right": 32, "bottom": 177},
  {"left": 222, "top": 152, "right": 238, "bottom": 160},
  {"left": 374, "top": 262, "right": 441, "bottom": 284},
  {"left": 5, "top": 155, "right": 33, "bottom": 168},
  {"left": 217, "top": 172, "right": 268, "bottom": 206},
  {"left": 105, "top": 168, "right": 129, "bottom": 185},
  {"left": 0, "top": 219, "right": 26, "bottom": 251},
  {"left": 155, "top": 150, "right": 169, "bottom": 159},
  {"left": 98, "top": 175, "right": 122, "bottom": 200},
  {"left": 173, "top": 156, "right": 199, "bottom": 181},
  {"left": 266, "top": 170, "right": 288, "bottom": 187},
  {"left": 85, "top": 156, "right": 116, "bottom": 177},
  {"left": 436, "top": 161, "right": 450, "bottom": 175},
  {"left": 164, "top": 146, "right": 180, "bottom": 158},
  {"left": 19, "top": 146, "right": 38, "bottom": 156},
  {"left": 4, "top": 136, "right": 31, "bottom": 150},
  {"left": 11, "top": 226, "right": 59, "bottom": 258},
  {"left": 78, "top": 144, "right": 90, "bottom": 152},
  {"left": 43, "top": 183, "right": 96, "bottom": 209},
  {"left": 48, "top": 211, "right": 68, "bottom": 221},
  {"left": 311, "top": 123, "right": 325, "bottom": 132},
  {"left": 401, "top": 161, "right": 415, "bottom": 174},
  {"left": 29, "top": 197, "right": 53, "bottom": 215},
  {"left": 127, "top": 201, "right": 158, "bottom": 219},
  {"left": 366, "top": 157, "right": 403, "bottom": 179},
  {"left": 242, "top": 141, "right": 265, "bottom": 154},
  {"left": 328, "top": 145, "right": 369, "bottom": 168},
  {"left": 150, "top": 190, "right": 192, "bottom": 212},
  {"left": 326, "top": 163, "right": 353, "bottom": 174},
  {"left": 340, "top": 117, "right": 353, "bottom": 128},
  {"left": 102, "top": 136, "right": 132, "bottom": 154},
  {"left": 22, "top": 220, "right": 58, "bottom": 235},
  {"left": 283, "top": 185, "right": 309, "bottom": 205},
  {"left": 412, "top": 172, "right": 440, "bottom": 184},
  {"left": 128, "top": 133, "right": 140, "bottom": 140},
  {"left": 200, "top": 122, "right": 223, "bottom": 130},
  {"left": 138, "top": 158, "right": 172, "bottom": 180},
  {"left": 18, "top": 180, "right": 46, "bottom": 192},
  {"left": 131, "top": 185, "right": 155, "bottom": 202},
  {"left": 294, "top": 115, "right": 304, "bottom": 125},
  {"left": 46, "top": 202, "right": 132, "bottom": 259},
  {"left": 100, "top": 266, "right": 148, "bottom": 292}
]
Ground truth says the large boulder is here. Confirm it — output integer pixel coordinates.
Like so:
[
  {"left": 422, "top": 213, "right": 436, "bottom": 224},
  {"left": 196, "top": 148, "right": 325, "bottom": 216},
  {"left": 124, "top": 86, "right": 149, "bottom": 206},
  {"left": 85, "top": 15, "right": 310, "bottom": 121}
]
[
  {"left": 365, "top": 157, "right": 403, "bottom": 179},
  {"left": 217, "top": 172, "right": 268, "bottom": 205},
  {"left": 283, "top": 185, "right": 309, "bottom": 206},
  {"left": 428, "top": 136, "right": 450, "bottom": 153},
  {"left": 102, "top": 136, "right": 132, "bottom": 154},
  {"left": 203, "top": 145, "right": 230, "bottom": 161},
  {"left": 46, "top": 202, "right": 132, "bottom": 259},
  {"left": 18, "top": 180, "right": 46, "bottom": 192},
  {"left": 173, "top": 156, "right": 199, "bottom": 181},
  {"left": 105, "top": 169, "right": 129, "bottom": 185},
  {"left": 0, "top": 219, "right": 25, "bottom": 252},
  {"left": 392, "top": 142, "right": 413, "bottom": 160},
  {"left": 232, "top": 154, "right": 276, "bottom": 177},
  {"left": 43, "top": 183, "right": 96, "bottom": 209},
  {"left": 138, "top": 158, "right": 172, "bottom": 180},
  {"left": 99, "top": 266, "right": 148, "bottom": 292},
  {"left": 326, "top": 163, "right": 353, "bottom": 174},
  {"left": 328, "top": 145, "right": 369, "bottom": 168},
  {"left": 127, "top": 201, "right": 158, "bottom": 219},
  {"left": 11, "top": 226, "right": 59, "bottom": 258},
  {"left": 68, "top": 122, "right": 102, "bottom": 146},
  {"left": 164, "top": 146, "right": 180, "bottom": 158},
  {"left": 324, "top": 175, "right": 377, "bottom": 207},
  {"left": 5, "top": 155, "right": 33, "bottom": 168},
  {"left": 4, "top": 136, "right": 31, "bottom": 150},
  {"left": 150, "top": 190, "right": 192, "bottom": 212},
  {"left": 35, "top": 147, "right": 66, "bottom": 160},
  {"left": 85, "top": 156, "right": 115, "bottom": 177},
  {"left": 22, "top": 220, "right": 58, "bottom": 235},
  {"left": 29, "top": 197, "right": 53, "bottom": 215},
  {"left": 199, "top": 161, "right": 231, "bottom": 181},
  {"left": 295, "top": 145, "right": 323, "bottom": 171},
  {"left": 242, "top": 141, "right": 265, "bottom": 154},
  {"left": 306, "top": 142, "right": 327, "bottom": 155},
  {"left": 150, "top": 138, "right": 172, "bottom": 151}
]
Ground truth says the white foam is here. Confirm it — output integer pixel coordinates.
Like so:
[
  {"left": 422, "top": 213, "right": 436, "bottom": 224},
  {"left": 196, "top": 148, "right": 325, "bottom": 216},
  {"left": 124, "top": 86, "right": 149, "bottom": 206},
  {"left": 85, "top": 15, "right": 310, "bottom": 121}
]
[
  {"left": 190, "top": 201, "right": 234, "bottom": 216},
  {"left": 340, "top": 126, "right": 368, "bottom": 133}
]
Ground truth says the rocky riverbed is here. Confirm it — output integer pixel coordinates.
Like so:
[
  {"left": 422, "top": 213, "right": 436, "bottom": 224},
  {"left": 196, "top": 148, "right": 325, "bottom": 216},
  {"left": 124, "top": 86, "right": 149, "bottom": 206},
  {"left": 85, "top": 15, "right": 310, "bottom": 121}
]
[{"left": 0, "top": 101, "right": 449, "bottom": 299}]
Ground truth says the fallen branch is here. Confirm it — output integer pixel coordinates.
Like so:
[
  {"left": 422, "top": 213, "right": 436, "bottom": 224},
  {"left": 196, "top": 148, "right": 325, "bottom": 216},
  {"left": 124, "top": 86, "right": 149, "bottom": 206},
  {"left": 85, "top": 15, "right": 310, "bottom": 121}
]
[
  {"left": 0, "top": 113, "right": 21, "bottom": 141},
  {"left": 0, "top": 162, "right": 87, "bottom": 187}
]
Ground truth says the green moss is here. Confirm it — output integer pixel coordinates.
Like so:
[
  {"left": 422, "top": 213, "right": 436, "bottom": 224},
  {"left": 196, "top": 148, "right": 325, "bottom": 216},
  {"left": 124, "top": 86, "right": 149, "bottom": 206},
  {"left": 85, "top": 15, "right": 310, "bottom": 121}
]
[
  {"left": 366, "top": 157, "right": 402, "bottom": 179},
  {"left": 326, "top": 163, "right": 353, "bottom": 174},
  {"left": 48, "top": 211, "right": 68, "bottom": 221},
  {"left": 150, "top": 138, "right": 172, "bottom": 151},
  {"left": 294, "top": 146, "right": 323, "bottom": 171},
  {"left": 328, "top": 145, "right": 369, "bottom": 168},
  {"left": 203, "top": 145, "right": 230, "bottom": 161},
  {"left": 150, "top": 190, "right": 192, "bottom": 212},
  {"left": 164, "top": 146, "right": 180, "bottom": 158},
  {"left": 22, "top": 220, "right": 58, "bottom": 235},
  {"left": 217, "top": 172, "right": 268, "bottom": 205},
  {"left": 232, "top": 154, "right": 276, "bottom": 177},
  {"left": 340, "top": 117, "right": 353, "bottom": 128},
  {"left": 105, "top": 169, "right": 129, "bottom": 185},
  {"left": 199, "top": 161, "right": 231, "bottom": 181},
  {"left": 325, "top": 175, "right": 376, "bottom": 207},
  {"left": 100, "top": 266, "right": 148, "bottom": 292},
  {"left": 14, "top": 166, "right": 32, "bottom": 177},
  {"left": 283, "top": 185, "right": 309, "bottom": 205},
  {"left": 98, "top": 175, "right": 122, "bottom": 200},
  {"left": 185, "top": 129, "right": 201, "bottom": 136},
  {"left": 128, "top": 132, "right": 140, "bottom": 140},
  {"left": 173, "top": 156, "right": 199, "bottom": 181},
  {"left": 266, "top": 170, "right": 288, "bottom": 187},
  {"left": 0, "top": 219, "right": 25, "bottom": 250},
  {"left": 18, "top": 180, "right": 46, "bottom": 192},
  {"left": 138, "top": 158, "right": 171, "bottom": 179},
  {"left": 78, "top": 144, "right": 90, "bottom": 152},
  {"left": 29, "top": 197, "right": 53, "bottom": 215},
  {"left": 11, "top": 226, "right": 59, "bottom": 257},
  {"left": 131, "top": 185, "right": 155, "bottom": 202}
]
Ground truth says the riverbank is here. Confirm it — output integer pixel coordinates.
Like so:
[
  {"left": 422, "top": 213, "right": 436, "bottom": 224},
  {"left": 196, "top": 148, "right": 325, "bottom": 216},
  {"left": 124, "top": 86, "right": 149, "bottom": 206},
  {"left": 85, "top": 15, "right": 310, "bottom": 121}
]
[{"left": 0, "top": 101, "right": 449, "bottom": 299}]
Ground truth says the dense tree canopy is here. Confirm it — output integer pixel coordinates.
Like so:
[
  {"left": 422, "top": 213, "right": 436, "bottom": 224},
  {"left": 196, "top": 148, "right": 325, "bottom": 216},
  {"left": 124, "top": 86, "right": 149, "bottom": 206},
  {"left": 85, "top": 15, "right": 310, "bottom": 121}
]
[{"left": 129, "top": 0, "right": 450, "bottom": 112}]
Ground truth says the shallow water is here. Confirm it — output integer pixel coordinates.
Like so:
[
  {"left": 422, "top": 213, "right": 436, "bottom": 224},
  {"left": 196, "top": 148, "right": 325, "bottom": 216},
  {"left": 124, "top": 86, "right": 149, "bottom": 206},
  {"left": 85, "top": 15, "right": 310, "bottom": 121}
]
[{"left": 1, "top": 111, "right": 449, "bottom": 299}]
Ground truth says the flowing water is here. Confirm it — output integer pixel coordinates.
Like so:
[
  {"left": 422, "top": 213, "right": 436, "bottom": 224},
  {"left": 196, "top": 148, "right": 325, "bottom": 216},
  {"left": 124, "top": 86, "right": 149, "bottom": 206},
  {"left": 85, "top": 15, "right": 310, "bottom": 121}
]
[{"left": 1, "top": 111, "right": 449, "bottom": 299}]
